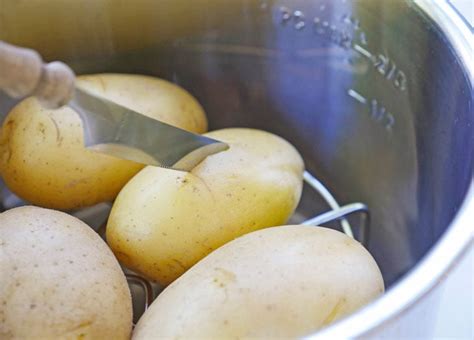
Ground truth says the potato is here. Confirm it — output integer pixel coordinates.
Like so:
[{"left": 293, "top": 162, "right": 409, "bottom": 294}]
[
  {"left": 0, "top": 206, "right": 132, "bottom": 340},
  {"left": 0, "top": 74, "right": 207, "bottom": 210},
  {"left": 106, "top": 128, "right": 304, "bottom": 285},
  {"left": 133, "top": 226, "right": 384, "bottom": 339}
]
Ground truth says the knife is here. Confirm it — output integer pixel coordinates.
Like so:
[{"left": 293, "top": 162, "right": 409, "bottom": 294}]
[{"left": 0, "top": 41, "right": 228, "bottom": 171}]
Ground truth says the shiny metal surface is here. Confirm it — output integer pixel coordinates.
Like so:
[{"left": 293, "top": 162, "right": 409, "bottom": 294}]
[
  {"left": 302, "top": 170, "right": 355, "bottom": 237},
  {"left": 312, "top": 0, "right": 474, "bottom": 337},
  {"left": 71, "top": 86, "right": 228, "bottom": 170},
  {"left": 0, "top": 0, "right": 472, "bottom": 337},
  {"left": 139, "top": 0, "right": 471, "bottom": 286},
  {"left": 303, "top": 201, "right": 370, "bottom": 245}
]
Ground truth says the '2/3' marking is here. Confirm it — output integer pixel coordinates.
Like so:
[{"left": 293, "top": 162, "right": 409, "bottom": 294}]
[{"left": 353, "top": 45, "right": 407, "bottom": 91}]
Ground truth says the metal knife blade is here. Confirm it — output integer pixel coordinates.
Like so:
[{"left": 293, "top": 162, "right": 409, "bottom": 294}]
[{"left": 68, "top": 86, "right": 228, "bottom": 171}]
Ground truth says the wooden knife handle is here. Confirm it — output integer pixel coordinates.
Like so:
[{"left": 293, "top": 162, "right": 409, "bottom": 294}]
[{"left": 0, "top": 41, "right": 75, "bottom": 108}]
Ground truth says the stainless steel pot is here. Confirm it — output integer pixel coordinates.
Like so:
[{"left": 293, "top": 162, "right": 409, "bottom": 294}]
[{"left": 0, "top": 0, "right": 472, "bottom": 337}]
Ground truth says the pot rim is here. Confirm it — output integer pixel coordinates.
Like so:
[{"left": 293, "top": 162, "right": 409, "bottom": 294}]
[{"left": 309, "top": 1, "right": 474, "bottom": 338}]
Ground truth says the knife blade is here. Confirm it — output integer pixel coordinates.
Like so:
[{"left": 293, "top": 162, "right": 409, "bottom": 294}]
[
  {"left": 0, "top": 40, "right": 228, "bottom": 171},
  {"left": 69, "top": 86, "right": 229, "bottom": 171}
]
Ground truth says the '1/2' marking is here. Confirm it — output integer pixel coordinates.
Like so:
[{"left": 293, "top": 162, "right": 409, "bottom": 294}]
[{"left": 348, "top": 89, "right": 395, "bottom": 132}]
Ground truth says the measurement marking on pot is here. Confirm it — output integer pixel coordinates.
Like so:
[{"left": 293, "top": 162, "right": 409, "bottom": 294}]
[
  {"left": 341, "top": 14, "right": 360, "bottom": 30},
  {"left": 278, "top": 5, "right": 409, "bottom": 92},
  {"left": 293, "top": 10, "right": 304, "bottom": 18},
  {"left": 359, "top": 32, "right": 368, "bottom": 45},
  {"left": 348, "top": 89, "right": 367, "bottom": 104},
  {"left": 295, "top": 21, "right": 306, "bottom": 30},
  {"left": 354, "top": 44, "right": 373, "bottom": 59},
  {"left": 280, "top": 7, "right": 292, "bottom": 22},
  {"left": 373, "top": 54, "right": 407, "bottom": 91},
  {"left": 313, "top": 16, "right": 352, "bottom": 49},
  {"left": 353, "top": 45, "right": 407, "bottom": 91},
  {"left": 280, "top": 7, "right": 307, "bottom": 30},
  {"left": 347, "top": 89, "right": 395, "bottom": 131}
]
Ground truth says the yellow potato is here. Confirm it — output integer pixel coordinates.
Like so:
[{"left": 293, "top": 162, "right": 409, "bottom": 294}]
[
  {"left": 0, "top": 206, "right": 132, "bottom": 339},
  {"left": 106, "top": 128, "right": 304, "bottom": 285},
  {"left": 0, "top": 74, "right": 207, "bottom": 210},
  {"left": 133, "top": 226, "right": 384, "bottom": 339}
]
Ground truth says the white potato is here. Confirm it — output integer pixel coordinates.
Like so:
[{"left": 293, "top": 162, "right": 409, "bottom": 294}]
[
  {"left": 0, "top": 74, "right": 207, "bottom": 210},
  {"left": 106, "top": 128, "right": 305, "bottom": 285},
  {"left": 0, "top": 206, "right": 132, "bottom": 339},
  {"left": 133, "top": 226, "right": 384, "bottom": 339}
]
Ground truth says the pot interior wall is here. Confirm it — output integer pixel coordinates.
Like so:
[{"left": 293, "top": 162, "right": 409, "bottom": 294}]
[{"left": 0, "top": 0, "right": 472, "bottom": 288}]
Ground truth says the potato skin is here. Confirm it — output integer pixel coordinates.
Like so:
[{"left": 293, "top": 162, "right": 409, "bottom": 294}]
[
  {"left": 0, "top": 74, "right": 207, "bottom": 210},
  {"left": 106, "top": 128, "right": 304, "bottom": 285},
  {"left": 77, "top": 74, "right": 207, "bottom": 134},
  {"left": 133, "top": 226, "right": 384, "bottom": 339},
  {"left": 0, "top": 206, "right": 132, "bottom": 340}
]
